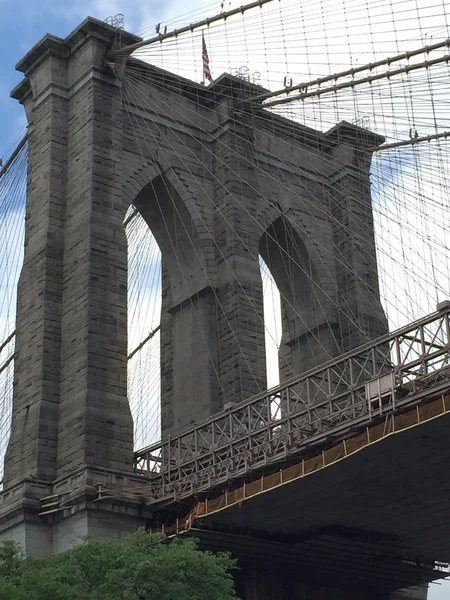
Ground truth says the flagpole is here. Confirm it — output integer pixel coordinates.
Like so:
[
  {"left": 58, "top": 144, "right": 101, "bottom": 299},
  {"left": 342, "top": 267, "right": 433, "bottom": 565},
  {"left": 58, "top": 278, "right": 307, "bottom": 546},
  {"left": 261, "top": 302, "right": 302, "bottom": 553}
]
[
  {"left": 202, "top": 31, "right": 205, "bottom": 86},
  {"left": 202, "top": 30, "right": 213, "bottom": 85}
]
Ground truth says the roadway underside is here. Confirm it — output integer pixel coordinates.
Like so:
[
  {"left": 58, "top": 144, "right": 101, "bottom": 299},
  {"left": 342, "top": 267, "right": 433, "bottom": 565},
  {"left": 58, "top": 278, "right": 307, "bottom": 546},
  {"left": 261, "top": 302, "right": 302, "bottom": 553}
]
[{"left": 175, "top": 410, "right": 450, "bottom": 594}]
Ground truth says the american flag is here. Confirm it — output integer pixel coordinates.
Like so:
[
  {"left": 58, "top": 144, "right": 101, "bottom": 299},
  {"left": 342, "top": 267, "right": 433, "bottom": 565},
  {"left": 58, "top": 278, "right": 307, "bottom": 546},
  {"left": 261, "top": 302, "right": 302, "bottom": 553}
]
[{"left": 202, "top": 32, "right": 212, "bottom": 83}]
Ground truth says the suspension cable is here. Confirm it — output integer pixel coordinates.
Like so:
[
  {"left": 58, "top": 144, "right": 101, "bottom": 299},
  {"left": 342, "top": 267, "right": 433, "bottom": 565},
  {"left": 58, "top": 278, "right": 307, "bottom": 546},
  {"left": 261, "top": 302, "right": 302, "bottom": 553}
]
[{"left": 111, "top": 0, "right": 276, "bottom": 55}]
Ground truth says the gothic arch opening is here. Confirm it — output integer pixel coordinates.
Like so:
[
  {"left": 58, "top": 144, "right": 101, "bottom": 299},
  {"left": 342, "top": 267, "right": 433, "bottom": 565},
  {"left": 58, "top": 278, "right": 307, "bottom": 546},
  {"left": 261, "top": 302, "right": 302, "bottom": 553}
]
[
  {"left": 259, "top": 216, "right": 328, "bottom": 378},
  {"left": 125, "top": 173, "right": 217, "bottom": 443},
  {"left": 125, "top": 205, "right": 162, "bottom": 451},
  {"left": 259, "top": 255, "right": 282, "bottom": 389}
]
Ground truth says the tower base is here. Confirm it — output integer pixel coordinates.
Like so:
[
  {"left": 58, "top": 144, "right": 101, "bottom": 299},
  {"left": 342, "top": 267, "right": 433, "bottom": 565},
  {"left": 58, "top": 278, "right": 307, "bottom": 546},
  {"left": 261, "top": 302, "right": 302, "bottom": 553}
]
[{"left": 0, "top": 468, "right": 152, "bottom": 555}]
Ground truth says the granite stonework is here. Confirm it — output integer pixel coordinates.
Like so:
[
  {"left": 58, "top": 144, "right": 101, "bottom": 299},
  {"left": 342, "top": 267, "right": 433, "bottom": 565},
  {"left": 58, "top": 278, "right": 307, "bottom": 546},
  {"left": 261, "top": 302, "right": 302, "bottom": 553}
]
[{"left": 0, "top": 18, "right": 416, "bottom": 600}]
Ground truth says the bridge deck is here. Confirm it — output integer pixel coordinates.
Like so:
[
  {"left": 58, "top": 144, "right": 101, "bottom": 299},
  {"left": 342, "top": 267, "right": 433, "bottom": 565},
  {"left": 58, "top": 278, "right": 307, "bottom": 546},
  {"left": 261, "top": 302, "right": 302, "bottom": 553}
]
[
  {"left": 137, "top": 307, "right": 450, "bottom": 507},
  {"left": 183, "top": 529, "right": 439, "bottom": 593},
  {"left": 166, "top": 403, "right": 450, "bottom": 593},
  {"left": 136, "top": 309, "right": 450, "bottom": 592}
]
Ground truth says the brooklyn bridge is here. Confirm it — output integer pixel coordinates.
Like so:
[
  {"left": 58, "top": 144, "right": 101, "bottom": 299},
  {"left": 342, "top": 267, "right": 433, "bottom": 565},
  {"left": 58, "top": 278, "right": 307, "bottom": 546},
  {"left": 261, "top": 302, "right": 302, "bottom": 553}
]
[{"left": 0, "top": 1, "right": 450, "bottom": 598}]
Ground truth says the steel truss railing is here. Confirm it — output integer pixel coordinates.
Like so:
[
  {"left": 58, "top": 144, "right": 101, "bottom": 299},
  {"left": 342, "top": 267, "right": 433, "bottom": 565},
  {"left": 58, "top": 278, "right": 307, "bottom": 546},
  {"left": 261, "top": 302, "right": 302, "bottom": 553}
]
[{"left": 134, "top": 307, "right": 450, "bottom": 501}]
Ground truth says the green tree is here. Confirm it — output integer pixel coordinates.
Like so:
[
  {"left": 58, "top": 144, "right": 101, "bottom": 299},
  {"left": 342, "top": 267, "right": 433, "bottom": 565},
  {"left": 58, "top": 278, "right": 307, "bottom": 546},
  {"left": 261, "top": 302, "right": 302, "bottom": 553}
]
[{"left": 0, "top": 530, "right": 238, "bottom": 600}]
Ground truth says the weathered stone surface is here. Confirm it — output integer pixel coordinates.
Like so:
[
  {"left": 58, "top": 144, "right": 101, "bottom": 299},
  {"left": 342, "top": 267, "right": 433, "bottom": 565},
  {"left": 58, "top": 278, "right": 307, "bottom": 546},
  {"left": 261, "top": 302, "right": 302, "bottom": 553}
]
[{"left": 1, "top": 17, "right": 387, "bottom": 560}]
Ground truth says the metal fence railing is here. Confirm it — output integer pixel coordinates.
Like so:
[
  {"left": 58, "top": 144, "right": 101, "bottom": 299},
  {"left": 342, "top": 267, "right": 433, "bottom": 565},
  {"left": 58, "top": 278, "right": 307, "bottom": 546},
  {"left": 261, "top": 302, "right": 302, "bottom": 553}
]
[{"left": 134, "top": 305, "right": 450, "bottom": 501}]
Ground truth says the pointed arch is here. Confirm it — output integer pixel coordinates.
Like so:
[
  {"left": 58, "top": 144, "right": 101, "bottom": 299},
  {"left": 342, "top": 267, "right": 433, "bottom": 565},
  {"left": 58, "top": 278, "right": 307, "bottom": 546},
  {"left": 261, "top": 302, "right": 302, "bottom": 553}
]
[
  {"left": 125, "top": 170, "right": 218, "bottom": 438},
  {"left": 126, "top": 206, "right": 162, "bottom": 450},
  {"left": 259, "top": 216, "right": 336, "bottom": 378},
  {"left": 259, "top": 255, "right": 282, "bottom": 389}
]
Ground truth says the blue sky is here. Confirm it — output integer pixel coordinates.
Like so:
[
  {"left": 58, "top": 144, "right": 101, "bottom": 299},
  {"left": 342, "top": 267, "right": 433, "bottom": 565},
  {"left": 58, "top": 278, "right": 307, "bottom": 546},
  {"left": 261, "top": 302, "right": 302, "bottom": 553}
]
[
  {"left": 0, "top": 0, "right": 215, "bottom": 158},
  {"left": 0, "top": 1, "right": 92, "bottom": 155},
  {"left": 0, "top": 0, "right": 97, "bottom": 155}
]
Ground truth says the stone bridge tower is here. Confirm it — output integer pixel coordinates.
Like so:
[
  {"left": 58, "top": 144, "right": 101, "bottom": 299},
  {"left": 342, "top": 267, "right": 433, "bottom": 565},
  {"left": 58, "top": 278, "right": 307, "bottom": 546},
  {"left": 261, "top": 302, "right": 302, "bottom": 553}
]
[{"left": 0, "top": 17, "right": 387, "bottom": 558}]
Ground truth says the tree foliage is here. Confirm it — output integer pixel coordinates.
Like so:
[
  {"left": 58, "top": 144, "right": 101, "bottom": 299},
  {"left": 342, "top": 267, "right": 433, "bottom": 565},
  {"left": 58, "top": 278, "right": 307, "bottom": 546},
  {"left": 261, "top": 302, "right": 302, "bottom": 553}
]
[{"left": 0, "top": 530, "right": 238, "bottom": 600}]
